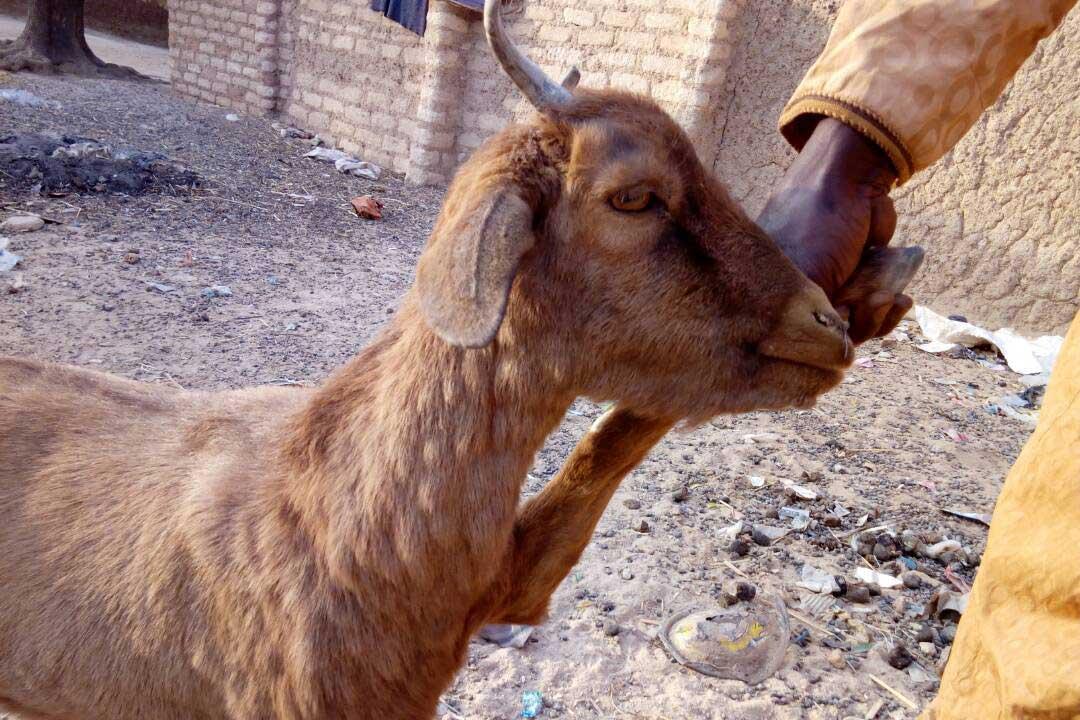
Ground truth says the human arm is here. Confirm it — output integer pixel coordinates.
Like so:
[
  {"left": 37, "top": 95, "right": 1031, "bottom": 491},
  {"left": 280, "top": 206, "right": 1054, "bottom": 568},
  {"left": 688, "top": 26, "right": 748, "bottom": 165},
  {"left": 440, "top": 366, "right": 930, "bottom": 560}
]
[{"left": 762, "top": 0, "right": 1076, "bottom": 341}]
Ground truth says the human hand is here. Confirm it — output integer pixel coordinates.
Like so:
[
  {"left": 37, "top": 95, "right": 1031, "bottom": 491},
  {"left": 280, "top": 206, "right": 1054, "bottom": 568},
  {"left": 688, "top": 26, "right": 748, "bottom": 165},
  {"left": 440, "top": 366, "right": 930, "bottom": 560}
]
[{"left": 758, "top": 118, "right": 912, "bottom": 343}]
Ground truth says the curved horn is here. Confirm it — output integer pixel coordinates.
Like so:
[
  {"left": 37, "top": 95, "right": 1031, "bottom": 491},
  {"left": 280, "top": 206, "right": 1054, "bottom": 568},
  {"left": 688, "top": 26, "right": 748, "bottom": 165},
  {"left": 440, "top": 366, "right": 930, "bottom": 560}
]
[{"left": 484, "top": 0, "right": 575, "bottom": 114}]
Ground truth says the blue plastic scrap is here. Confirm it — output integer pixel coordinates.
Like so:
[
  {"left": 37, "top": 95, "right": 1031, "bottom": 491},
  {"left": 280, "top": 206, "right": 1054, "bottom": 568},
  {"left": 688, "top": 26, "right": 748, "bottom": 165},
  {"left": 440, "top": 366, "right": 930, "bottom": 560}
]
[{"left": 521, "top": 689, "right": 543, "bottom": 718}]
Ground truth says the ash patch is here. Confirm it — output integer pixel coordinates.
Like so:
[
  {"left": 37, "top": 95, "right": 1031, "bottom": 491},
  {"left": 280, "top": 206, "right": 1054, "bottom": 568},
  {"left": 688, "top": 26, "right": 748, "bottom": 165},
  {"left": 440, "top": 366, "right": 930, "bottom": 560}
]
[{"left": 0, "top": 133, "right": 200, "bottom": 196}]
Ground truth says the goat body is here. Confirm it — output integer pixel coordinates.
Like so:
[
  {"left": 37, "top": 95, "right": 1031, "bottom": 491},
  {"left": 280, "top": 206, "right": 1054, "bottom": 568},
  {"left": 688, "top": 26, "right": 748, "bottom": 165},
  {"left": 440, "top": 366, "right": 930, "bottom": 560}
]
[{"left": 0, "top": 3, "right": 856, "bottom": 716}]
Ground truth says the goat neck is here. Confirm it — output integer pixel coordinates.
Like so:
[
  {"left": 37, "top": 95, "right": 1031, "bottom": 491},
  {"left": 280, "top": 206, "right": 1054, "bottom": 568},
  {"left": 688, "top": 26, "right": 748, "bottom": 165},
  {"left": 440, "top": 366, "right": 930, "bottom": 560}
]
[{"left": 278, "top": 295, "right": 573, "bottom": 606}]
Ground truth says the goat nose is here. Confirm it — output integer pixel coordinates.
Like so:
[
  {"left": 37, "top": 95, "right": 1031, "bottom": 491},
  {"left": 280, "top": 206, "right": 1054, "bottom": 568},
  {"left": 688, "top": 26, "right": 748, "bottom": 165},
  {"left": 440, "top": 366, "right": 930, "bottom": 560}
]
[{"left": 757, "top": 283, "right": 853, "bottom": 371}]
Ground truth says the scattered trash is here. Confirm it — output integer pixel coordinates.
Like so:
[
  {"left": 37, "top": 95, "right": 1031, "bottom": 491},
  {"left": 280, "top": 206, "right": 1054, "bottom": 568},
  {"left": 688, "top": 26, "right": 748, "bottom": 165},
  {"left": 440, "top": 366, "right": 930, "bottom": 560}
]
[
  {"left": 831, "top": 503, "right": 850, "bottom": 518},
  {"left": 915, "top": 305, "right": 1063, "bottom": 375},
  {"left": 943, "top": 428, "right": 969, "bottom": 443},
  {"left": 741, "top": 432, "right": 781, "bottom": 444},
  {"left": 659, "top": 596, "right": 790, "bottom": 683},
  {"left": 791, "top": 628, "right": 811, "bottom": 647},
  {"left": 782, "top": 482, "right": 818, "bottom": 501},
  {"left": 0, "top": 238, "right": 21, "bottom": 272},
  {"left": 0, "top": 214, "right": 45, "bottom": 233},
  {"left": 779, "top": 506, "right": 810, "bottom": 530},
  {"left": 798, "top": 592, "right": 836, "bottom": 617},
  {"left": 751, "top": 525, "right": 787, "bottom": 546},
  {"left": 521, "top": 689, "right": 543, "bottom": 718},
  {"left": 280, "top": 126, "right": 314, "bottom": 140},
  {"left": 853, "top": 567, "right": 903, "bottom": 590},
  {"left": 478, "top": 623, "right": 534, "bottom": 649},
  {"left": 749, "top": 476, "right": 766, "bottom": 488},
  {"left": 854, "top": 357, "right": 874, "bottom": 369},
  {"left": 718, "top": 520, "right": 744, "bottom": 542},
  {"left": 922, "top": 539, "right": 962, "bottom": 560},
  {"left": 942, "top": 508, "right": 992, "bottom": 526},
  {"left": 986, "top": 402, "right": 1038, "bottom": 424},
  {"left": 53, "top": 142, "right": 112, "bottom": 160},
  {"left": 796, "top": 564, "right": 840, "bottom": 595},
  {"left": 908, "top": 664, "right": 934, "bottom": 683},
  {"left": 335, "top": 158, "right": 382, "bottom": 180},
  {"left": 928, "top": 590, "right": 969, "bottom": 623},
  {"left": 619, "top": 567, "right": 634, "bottom": 581},
  {"left": 0, "top": 89, "right": 61, "bottom": 109},
  {"left": 146, "top": 282, "right": 177, "bottom": 293},
  {"left": 200, "top": 285, "right": 233, "bottom": 299},
  {"left": 351, "top": 195, "right": 384, "bottom": 220},
  {"left": 306, "top": 146, "right": 384, "bottom": 180},
  {"left": 225, "top": 113, "right": 240, "bottom": 122},
  {"left": 0, "top": 134, "right": 199, "bottom": 196}
]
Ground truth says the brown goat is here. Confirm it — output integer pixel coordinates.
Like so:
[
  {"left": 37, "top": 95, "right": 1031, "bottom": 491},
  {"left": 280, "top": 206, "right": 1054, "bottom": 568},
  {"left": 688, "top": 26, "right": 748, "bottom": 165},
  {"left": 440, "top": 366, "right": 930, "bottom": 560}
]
[{"left": 0, "top": 3, "right": 855, "bottom": 719}]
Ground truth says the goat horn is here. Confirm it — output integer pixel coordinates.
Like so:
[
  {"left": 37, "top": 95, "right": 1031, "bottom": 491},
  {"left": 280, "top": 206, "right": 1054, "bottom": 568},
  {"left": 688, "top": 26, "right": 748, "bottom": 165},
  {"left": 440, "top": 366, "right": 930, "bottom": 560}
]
[{"left": 484, "top": 0, "right": 573, "bottom": 113}]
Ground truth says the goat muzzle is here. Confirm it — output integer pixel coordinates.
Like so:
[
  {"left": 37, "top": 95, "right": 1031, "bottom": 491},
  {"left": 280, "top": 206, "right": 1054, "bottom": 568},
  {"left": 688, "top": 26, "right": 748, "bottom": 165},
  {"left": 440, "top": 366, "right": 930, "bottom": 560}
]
[{"left": 757, "top": 282, "right": 854, "bottom": 371}]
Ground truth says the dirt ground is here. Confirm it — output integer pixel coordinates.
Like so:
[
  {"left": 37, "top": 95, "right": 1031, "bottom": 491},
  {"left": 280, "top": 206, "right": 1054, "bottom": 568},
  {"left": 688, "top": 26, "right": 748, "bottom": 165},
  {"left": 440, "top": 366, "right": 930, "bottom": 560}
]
[{"left": 0, "top": 68, "right": 1039, "bottom": 720}]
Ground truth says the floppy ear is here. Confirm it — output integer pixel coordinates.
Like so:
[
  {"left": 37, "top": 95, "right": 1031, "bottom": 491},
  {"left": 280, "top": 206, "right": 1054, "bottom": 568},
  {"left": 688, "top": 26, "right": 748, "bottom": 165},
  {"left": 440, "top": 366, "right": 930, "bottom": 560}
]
[{"left": 416, "top": 186, "right": 536, "bottom": 348}]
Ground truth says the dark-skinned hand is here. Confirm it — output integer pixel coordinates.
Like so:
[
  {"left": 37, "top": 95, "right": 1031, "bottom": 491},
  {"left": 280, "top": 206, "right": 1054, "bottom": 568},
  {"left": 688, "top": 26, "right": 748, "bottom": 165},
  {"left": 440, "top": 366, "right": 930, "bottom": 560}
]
[{"left": 758, "top": 117, "right": 913, "bottom": 344}]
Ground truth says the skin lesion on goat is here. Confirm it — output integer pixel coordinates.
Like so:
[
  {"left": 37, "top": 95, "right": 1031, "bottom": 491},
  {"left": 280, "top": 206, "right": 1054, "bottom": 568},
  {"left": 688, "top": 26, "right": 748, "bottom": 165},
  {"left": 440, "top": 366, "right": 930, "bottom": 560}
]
[{"left": 0, "top": 2, "right": 860, "bottom": 719}]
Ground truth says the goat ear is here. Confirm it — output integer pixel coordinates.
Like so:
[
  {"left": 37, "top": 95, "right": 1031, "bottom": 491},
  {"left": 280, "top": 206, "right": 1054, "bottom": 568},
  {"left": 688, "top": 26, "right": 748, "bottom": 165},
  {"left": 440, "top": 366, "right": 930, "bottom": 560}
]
[{"left": 416, "top": 188, "right": 536, "bottom": 348}]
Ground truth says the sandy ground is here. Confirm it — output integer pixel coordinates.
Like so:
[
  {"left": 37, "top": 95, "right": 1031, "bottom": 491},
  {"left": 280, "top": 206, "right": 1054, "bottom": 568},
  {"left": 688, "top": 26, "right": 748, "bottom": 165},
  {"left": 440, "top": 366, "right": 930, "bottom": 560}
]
[
  {"left": 0, "top": 69, "right": 1039, "bottom": 720},
  {"left": 0, "top": 14, "right": 170, "bottom": 80}
]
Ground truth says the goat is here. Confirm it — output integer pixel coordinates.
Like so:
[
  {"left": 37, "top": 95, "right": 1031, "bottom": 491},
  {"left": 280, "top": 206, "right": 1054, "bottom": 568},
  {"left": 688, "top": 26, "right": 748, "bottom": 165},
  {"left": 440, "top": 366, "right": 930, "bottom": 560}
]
[{"left": 0, "top": 1, "right": 855, "bottom": 718}]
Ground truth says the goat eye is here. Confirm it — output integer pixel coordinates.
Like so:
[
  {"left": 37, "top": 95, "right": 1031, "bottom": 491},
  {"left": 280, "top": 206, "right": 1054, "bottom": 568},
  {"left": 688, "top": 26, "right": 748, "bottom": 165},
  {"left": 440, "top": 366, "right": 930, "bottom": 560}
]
[{"left": 610, "top": 188, "right": 652, "bottom": 213}]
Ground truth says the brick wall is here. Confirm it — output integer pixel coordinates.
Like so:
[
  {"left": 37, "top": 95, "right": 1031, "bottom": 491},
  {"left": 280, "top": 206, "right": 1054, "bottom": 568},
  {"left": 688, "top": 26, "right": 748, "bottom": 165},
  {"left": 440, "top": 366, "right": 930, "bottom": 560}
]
[
  {"left": 169, "top": 0, "right": 281, "bottom": 115},
  {"left": 169, "top": 0, "right": 741, "bottom": 183}
]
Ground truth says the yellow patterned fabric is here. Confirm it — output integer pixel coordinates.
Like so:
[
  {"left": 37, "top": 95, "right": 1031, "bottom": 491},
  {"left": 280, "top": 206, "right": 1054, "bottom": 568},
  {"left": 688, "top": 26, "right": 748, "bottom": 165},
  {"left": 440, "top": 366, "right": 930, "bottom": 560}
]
[
  {"left": 779, "top": 0, "right": 1077, "bottom": 184},
  {"left": 924, "top": 316, "right": 1080, "bottom": 719}
]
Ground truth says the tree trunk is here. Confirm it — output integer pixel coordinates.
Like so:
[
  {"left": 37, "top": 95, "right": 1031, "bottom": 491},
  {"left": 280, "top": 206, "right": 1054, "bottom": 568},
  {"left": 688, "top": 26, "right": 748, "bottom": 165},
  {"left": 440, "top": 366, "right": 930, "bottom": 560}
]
[{"left": 0, "top": 0, "right": 142, "bottom": 77}]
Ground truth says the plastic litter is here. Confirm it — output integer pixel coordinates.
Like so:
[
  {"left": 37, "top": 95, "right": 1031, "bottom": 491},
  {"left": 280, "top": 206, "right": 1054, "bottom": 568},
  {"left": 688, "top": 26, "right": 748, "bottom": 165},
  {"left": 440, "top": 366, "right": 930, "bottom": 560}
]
[
  {"left": 929, "top": 590, "right": 969, "bottom": 623},
  {"left": 779, "top": 506, "right": 810, "bottom": 530},
  {"left": 478, "top": 623, "right": 534, "bottom": 649},
  {"left": 718, "top": 520, "right": 744, "bottom": 542},
  {"left": 200, "top": 285, "right": 233, "bottom": 299},
  {"left": 521, "top": 690, "right": 543, "bottom": 718},
  {"left": 923, "top": 539, "right": 962, "bottom": 560},
  {"left": 0, "top": 89, "right": 61, "bottom": 109},
  {"left": 796, "top": 564, "right": 840, "bottom": 595},
  {"left": 749, "top": 476, "right": 765, "bottom": 488},
  {"left": 0, "top": 238, "right": 21, "bottom": 273},
  {"left": 942, "top": 508, "right": 992, "bottom": 526},
  {"left": 782, "top": 482, "right": 818, "bottom": 500},
  {"left": 145, "top": 281, "right": 177, "bottom": 293},
  {"left": 915, "top": 305, "right": 1063, "bottom": 375},
  {"left": 660, "top": 595, "right": 790, "bottom": 683},
  {"left": 305, "top": 147, "right": 384, "bottom": 180},
  {"left": 853, "top": 567, "right": 903, "bottom": 589},
  {"left": 335, "top": 158, "right": 382, "bottom": 180},
  {"left": 798, "top": 592, "right": 836, "bottom": 617}
]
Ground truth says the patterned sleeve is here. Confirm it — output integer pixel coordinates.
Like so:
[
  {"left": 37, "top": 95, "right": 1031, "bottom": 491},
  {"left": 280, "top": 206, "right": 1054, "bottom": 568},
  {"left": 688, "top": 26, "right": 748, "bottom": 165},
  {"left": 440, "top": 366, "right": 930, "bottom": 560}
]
[{"left": 779, "top": 0, "right": 1077, "bottom": 184}]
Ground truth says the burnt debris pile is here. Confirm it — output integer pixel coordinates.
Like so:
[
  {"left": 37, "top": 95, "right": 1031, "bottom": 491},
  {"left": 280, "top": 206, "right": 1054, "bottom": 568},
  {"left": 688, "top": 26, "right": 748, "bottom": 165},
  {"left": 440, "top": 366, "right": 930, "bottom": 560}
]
[{"left": 0, "top": 134, "right": 200, "bottom": 196}]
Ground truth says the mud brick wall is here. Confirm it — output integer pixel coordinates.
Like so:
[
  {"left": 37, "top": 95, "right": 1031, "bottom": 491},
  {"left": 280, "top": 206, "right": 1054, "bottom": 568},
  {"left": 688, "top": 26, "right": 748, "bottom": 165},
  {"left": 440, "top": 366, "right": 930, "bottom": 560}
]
[{"left": 169, "top": 0, "right": 281, "bottom": 115}]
